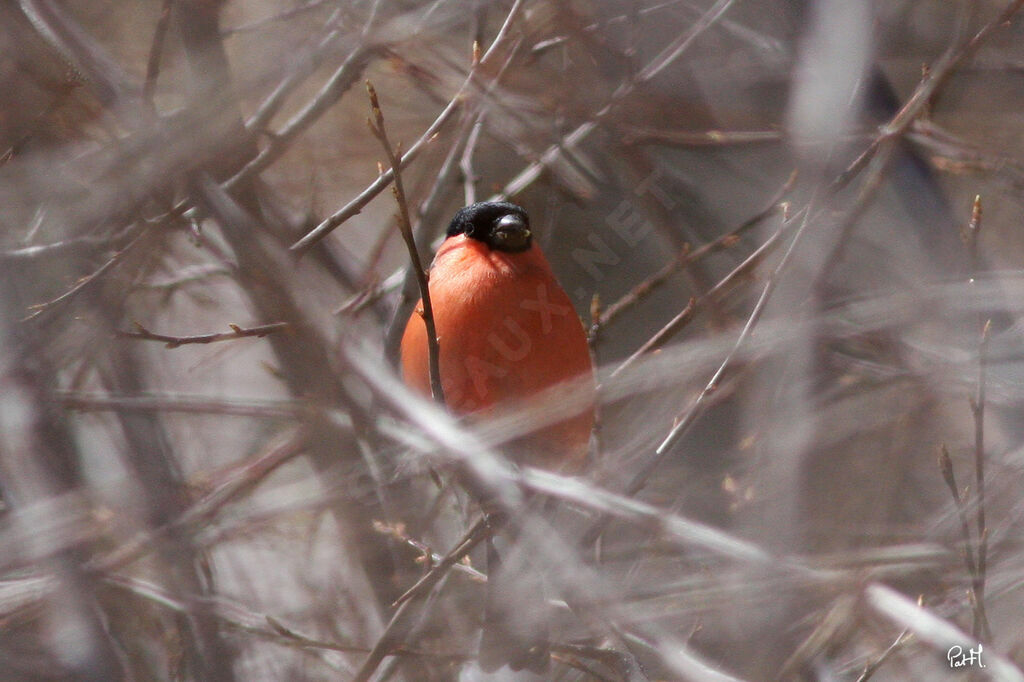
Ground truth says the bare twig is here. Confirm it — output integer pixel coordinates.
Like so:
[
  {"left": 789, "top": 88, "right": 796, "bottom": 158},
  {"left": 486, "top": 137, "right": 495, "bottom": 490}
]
[
  {"left": 373, "top": 520, "right": 487, "bottom": 586},
  {"left": 102, "top": 574, "right": 468, "bottom": 661},
  {"left": 390, "top": 515, "right": 492, "bottom": 607},
  {"left": 222, "top": 0, "right": 331, "bottom": 35},
  {"left": 0, "top": 234, "right": 116, "bottom": 262},
  {"left": 855, "top": 629, "right": 912, "bottom": 682},
  {"left": 972, "top": 318, "right": 992, "bottom": 641},
  {"left": 286, "top": 73, "right": 457, "bottom": 255},
  {"left": 645, "top": 206, "right": 806, "bottom": 468},
  {"left": 622, "top": 127, "right": 783, "bottom": 147},
  {"left": 23, "top": 228, "right": 148, "bottom": 321},
  {"left": 18, "top": 0, "right": 141, "bottom": 106},
  {"left": 958, "top": 194, "right": 993, "bottom": 641},
  {"left": 938, "top": 445, "right": 978, "bottom": 580},
  {"left": 137, "top": 263, "right": 233, "bottom": 294},
  {"left": 55, "top": 390, "right": 304, "bottom": 419},
  {"left": 578, "top": 207, "right": 805, "bottom": 550},
  {"left": 143, "top": 0, "right": 174, "bottom": 106},
  {"left": 352, "top": 517, "right": 494, "bottom": 682},
  {"left": 832, "top": 0, "right": 1024, "bottom": 194},
  {"left": 367, "top": 81, "right": 445, "bottom": 404},
  {"left": 117, "top": 321, "right": 289, "bottom": 348},
  {"left": 812, "top": 2, "right": 1024, "bottom": 297},
  {"left": 226, "top": 45, "right": 377, "bottom": 196},
  {"left": 460, "top": 112, "right": 486, "bottom": 205},
  {"left": 381, "top": 30, "right": 525, "bottom": 365},
  {"left": 595, "top": 171, "right": 795, "bottom": 332},
  {"left": 89, "top": 430, "right": 308, "bottom": 574},
  {"left": 290, "top": 0, "right": 527, "bottom": 254},
  {"left": 496, "top": 0, "right": 737, "bottom": 200},
  {"left": 609, "top": 211, "right": 792, "bottom": 380},
  {"left": 865, "top": 584, "right": 1023, "bottom": 681}
]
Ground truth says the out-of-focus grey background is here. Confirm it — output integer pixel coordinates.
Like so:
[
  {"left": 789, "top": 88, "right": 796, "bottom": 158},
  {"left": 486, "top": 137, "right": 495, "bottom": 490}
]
[{"left": 1, "top": 1, "right": 1023, "bottom": 680}]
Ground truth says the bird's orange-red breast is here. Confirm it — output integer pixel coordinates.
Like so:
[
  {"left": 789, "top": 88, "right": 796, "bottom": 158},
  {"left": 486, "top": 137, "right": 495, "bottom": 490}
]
[{"left": 400, "top": 201, "right": 595, "bottom": 472}]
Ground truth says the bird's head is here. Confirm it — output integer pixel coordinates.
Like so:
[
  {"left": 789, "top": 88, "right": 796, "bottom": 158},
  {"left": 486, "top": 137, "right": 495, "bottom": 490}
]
[{"left": 446, "top": 201, "right": 532, "bottom": 253}]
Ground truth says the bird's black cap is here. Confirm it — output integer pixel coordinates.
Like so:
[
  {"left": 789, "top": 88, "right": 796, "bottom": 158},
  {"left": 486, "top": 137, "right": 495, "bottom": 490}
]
[{"left": 446, "top": 201, "right": 532, "bottom": 253}]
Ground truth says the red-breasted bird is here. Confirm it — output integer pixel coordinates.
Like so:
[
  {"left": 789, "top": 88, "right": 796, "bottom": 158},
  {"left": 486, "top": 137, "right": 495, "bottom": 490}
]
[{"left": 400, "top": 201, "right": 596, "bottom": 671}]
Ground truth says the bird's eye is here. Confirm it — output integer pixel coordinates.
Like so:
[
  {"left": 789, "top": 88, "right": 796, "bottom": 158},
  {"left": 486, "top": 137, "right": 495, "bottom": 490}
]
[{"left": 490, "top": 213, "right": 531, "bottom": 252}]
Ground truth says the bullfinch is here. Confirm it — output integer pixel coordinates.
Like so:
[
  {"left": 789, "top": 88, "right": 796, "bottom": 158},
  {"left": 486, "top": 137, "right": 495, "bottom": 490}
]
[{"left": 400, "top": 201, "right": 596, "bottom": 671}]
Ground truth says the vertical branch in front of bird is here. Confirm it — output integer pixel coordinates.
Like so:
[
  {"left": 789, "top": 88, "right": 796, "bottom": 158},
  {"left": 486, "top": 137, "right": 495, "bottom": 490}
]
[{"left": 366, "top": 81, "right": 446, "bottom": 405}]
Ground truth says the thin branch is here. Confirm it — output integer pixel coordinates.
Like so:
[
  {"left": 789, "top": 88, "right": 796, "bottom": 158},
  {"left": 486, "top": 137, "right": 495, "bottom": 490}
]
[
  {"left": 116, "top": 321, "right": 289, "bottom": 348},
  {"left": 137, "top": 264, "right": 233, "bottom": 294},
  {"left": 290, "top": 0, "right": 527, "bottom": 254},
  {"left": 381, "top": 32, "right": 526, "bottom": 364},
  {"left": 966, "top": 194, "right": 992, "bottom": 640},
  {"left": 222, "top": 0, "right": 331, "bottom": 36},
  {"left": 352, "top": 516, "right": 494, "bottom": 682},
  {"left": 621, "top": 127, "right": 783, "bottom": 147},
  {"left": 143, "top": 0, "right": 174, "bottom": 106},
  {"left": 0, "top": 235, "right": 114, "bottom": 262},
  {"left": 972, "top": 318, "right": 992, "bottom": 641},
  {"left": 594, "top": 171, "right": 795, "bottom": 332},
  {"left": 88, "top": 430, "right": 308, "bottom": 575},
  {"left": 366, "top": 81, "right": 445, "bottom": 404},
  {"left": 226, "top": 45, "right": 378, "bottom": 196},
  {"left": 811, "top": 2, "right": 1024, "bottom": 297},
  {"left": 390, "top": 515, "right": 492, "bottom": 607},
  {"left": 855, "top": 629, "right": 912, "bottom": 682},
  {"left": 864, "top": 584, "right": 1023, "bottom": 681},
  {"left": 609, "top": 211, "right": 792, "bottom": 380},
  {"left": 143, "top": 5, "right": 362, "bottom": 232},
  {"left": 938, "top": 445, "right": 977, "bottom": 574},
  {"left": 290, "top": 0, "right": 524, "bottom": 254},
  {"left": 56, "top": 390, "right": 304, "bottom": 419},
  {"left": 102, "top": 574, "right": 468, "bottom": 662},
  {"left": 287, "top": 76, "right": 458, "bottom": 255},
  {"left": 373, "top": 520, "right": 487, "bottom": 587},
  {"left": 495, "top": 0, "right": 737, "bottom": 200},
  {"left": 647, "top": 206, "right": 807, "bottom": 470},
  {"left": 832, "top": 0, "right": 1024, "bottom": 193},
  {"left": 580, "top": 207, "right": 806, "bottom": 550},
  {"left": 460, "top": 112, "right": 486, "bottom": 205},
  {"left": 23, "top": 228, "right": 148, "bottom": 321},
  {"left": 18, "top": 0, "right": 141, "bottom": 106}
]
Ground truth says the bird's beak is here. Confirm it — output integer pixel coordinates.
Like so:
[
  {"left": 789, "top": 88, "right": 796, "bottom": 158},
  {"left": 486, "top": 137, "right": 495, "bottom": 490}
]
[{"left": 493, "top": 214, "right": 531, "bottom": 251}]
